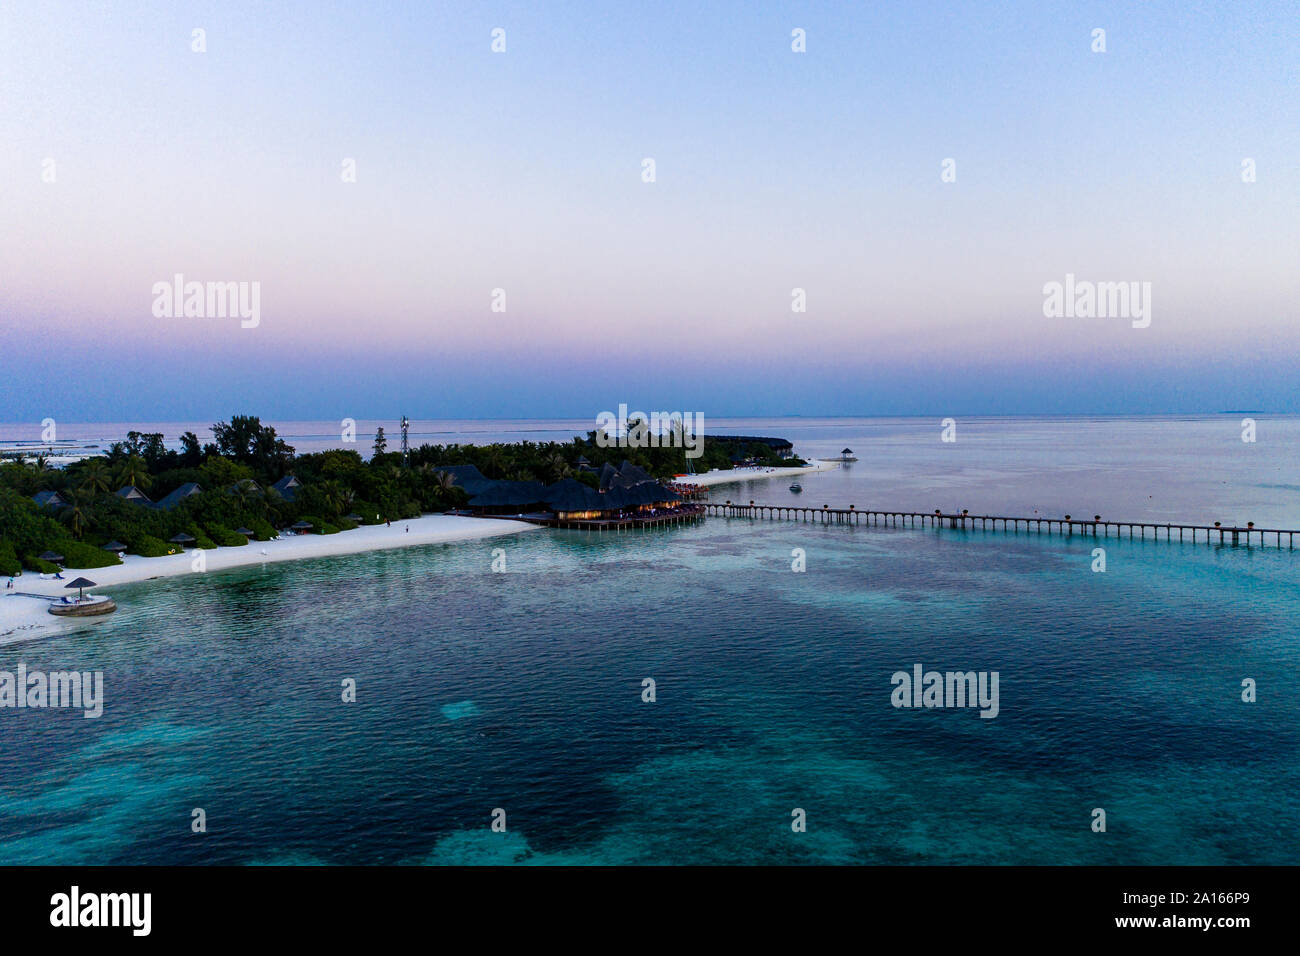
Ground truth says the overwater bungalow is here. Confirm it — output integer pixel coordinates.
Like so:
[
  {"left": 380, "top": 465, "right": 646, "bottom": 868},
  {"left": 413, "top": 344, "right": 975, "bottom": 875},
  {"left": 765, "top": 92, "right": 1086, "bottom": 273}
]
[{"left": 459, "top": 464, "right": 698, "bottom": 528}]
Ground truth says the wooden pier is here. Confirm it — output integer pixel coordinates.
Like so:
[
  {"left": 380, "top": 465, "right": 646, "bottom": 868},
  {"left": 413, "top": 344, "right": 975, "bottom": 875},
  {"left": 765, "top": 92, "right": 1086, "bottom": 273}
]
[{"left": 702, "top": 502, "right": 1299, "bottom": 548}]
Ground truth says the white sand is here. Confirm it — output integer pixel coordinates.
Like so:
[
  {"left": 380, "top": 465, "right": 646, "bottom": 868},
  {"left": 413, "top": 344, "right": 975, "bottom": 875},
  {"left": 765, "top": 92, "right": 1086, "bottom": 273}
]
[
  {"left": 0, "top": 514, "right": 538, "bottom": 642},
  {"left": 677, "top": 460, "right": 838, "bottom": 488},
  {"left": 0, "top": 595, "right": 64, "bottom": 644}
]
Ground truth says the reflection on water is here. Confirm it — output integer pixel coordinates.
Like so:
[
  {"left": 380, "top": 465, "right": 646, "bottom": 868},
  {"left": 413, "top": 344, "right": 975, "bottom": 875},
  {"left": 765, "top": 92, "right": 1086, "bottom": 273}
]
[{"left": 1, "top": 504, "right": 1297, "bottom": 865}]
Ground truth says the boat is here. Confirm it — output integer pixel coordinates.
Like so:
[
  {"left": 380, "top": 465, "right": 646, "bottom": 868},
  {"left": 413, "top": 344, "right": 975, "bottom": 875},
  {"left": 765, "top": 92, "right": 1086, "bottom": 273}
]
[{"left": 789, "top": 482, "right": 803, "bottom": 493}]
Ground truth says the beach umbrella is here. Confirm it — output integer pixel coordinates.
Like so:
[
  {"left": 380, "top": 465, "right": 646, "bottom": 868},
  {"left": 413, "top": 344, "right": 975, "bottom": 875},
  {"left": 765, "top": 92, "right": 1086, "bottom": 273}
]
[
  {"left": 291, "top": 520, "right": 313, "bottom": 532},
  {"left": 234, "top": 527, "right": 254, "bottom": 537},
  {"left": 39, "top": 550, "right": 64, "bottom": 564},
  {"left": 345, "top": 513, "right": 362, "bottom": 523},
  {"left": 64, "top": 576, "right": 96, "bottom": 601},
  {"left": 169, "top": 533, "right": 196, "bottom": 547},
  {"left": 101, "top": 540, "right": 127, "bottom": 552}
]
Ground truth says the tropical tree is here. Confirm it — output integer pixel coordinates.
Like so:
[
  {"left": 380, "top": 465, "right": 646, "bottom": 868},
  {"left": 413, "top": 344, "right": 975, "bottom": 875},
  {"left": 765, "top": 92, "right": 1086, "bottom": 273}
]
[
  {"left": 479, "top": 445, "right": 508, "bottom": 479},
  {"left": 78, "top": 458, "right": 113, "bottom": 496},
  {"left": 212, "top": 415, "right": 294, "bottom": 472},
  {"left": 115, "top": 455, "right": 152, "bottom": 490},
  {"left": 60, "top": 492, "right": 93, "bottom": 540},
  {"left": 234, "top": 480, "right": 264, "bottom": 514},
  {"left": 544, "top": 452, "right": 570, "bottom": 483}
]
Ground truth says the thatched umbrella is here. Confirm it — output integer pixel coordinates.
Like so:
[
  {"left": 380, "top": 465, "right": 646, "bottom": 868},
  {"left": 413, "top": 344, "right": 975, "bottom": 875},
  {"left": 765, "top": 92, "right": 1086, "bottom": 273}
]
[
  {"left": 65, "top": 576, "right": 96, "bottom": 601},
  {"left": 345, "top": 513, "right": 362, "bottom": 523},
  {"left": 234, "top": 527, "right": 254, "bottom": 537},
  {"left": 291, "top": 520, "right": 313, "bottom": 533},
  {"left": 38, "top": 550, "right": 65, "bottom": 564},
  {"left": 102, "top": 540, "right": 128, "bottom": 553},
  {"left": 169, "top": 533, "right": 196, "bottom": 548}
]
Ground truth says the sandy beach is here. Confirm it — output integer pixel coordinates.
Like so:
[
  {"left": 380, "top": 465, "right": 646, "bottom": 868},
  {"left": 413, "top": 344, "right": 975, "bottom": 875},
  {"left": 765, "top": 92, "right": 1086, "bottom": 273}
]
[
  {"left": 2, "top": 464, "right": 829, "bottom": 641},
  {"left": 1, "top": 514, "right": 538, "bottom": 641},
  {"left": 677, "top": 460, "right": 839, "bottom": 488}
]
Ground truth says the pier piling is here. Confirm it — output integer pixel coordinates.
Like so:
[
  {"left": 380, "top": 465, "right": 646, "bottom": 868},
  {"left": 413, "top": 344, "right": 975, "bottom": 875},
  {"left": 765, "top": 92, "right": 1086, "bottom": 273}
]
[{"left": 699, "top": 504, "right": 1297, "bottom": 550}]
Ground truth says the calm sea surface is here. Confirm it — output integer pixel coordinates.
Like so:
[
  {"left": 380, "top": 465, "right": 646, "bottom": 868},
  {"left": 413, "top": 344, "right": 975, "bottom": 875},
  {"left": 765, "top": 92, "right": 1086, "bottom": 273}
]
[
  {"left": 3, "top": 414, "right": 1297, "bottom": 525},
  {"left": 1, "top": 417, "right": 1297, "bottom": 864}
]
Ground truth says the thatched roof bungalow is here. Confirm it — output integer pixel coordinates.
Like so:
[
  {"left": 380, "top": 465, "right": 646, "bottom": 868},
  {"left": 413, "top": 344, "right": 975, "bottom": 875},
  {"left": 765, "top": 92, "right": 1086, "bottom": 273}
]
[
  {"left": 465, "top": 481, "right": 549, "bottom": 515},
  {"left": 154, "top": 482, "right": 203, "bottom": 511},
  {"left": 115, "top": 485, "right": 153, "bottom": 506},
  {"left": 270, "top": 475, "right": 301, "bottom": 502},
  {"left": 32, "top": 490, "right": 68, "bottom": 510},
  {"left": 433, "top": 464, "right": 496, "bottom": 497}
]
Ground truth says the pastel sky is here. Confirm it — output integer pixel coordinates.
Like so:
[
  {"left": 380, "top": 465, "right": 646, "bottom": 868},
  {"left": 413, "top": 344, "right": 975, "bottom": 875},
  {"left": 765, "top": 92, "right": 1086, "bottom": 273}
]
[{"left": 2, "top": 0, "right": 1298, "bottom": 421}]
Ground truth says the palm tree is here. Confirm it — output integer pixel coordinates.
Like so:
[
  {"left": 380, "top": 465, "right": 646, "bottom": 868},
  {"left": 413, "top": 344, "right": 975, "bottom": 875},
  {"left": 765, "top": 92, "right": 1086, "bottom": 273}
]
[
  {"left": 319, "top": 480, "right": 345, "bottom": 516},
  {"left": 60, "top": 492, "right": 93, "bottom": 540},
  {"left": 78, "top": 457, "right": 112, "bottom": 496},
  {"left": 234, "top": 479, "right": 266, "bottom": 517},
  {"left": 480, "top": 445, "right": 508, "bottom": 479},
  {"left": 544, "top": 452, "right": 570, "bottom": 483},
  {"left": 115, "top": 455, "right": 152, "bottom": 490}
]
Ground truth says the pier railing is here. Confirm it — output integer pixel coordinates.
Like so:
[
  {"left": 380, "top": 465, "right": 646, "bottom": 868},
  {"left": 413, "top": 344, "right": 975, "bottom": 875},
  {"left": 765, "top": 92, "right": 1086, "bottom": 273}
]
[{"left": 703, "top": 502, "right": 1299, "bottom": 548}]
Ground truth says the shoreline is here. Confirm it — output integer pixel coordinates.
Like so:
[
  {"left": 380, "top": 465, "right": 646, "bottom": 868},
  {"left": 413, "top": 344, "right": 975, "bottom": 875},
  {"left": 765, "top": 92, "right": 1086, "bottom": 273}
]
[
  {"left": 2, "top": 464, "right": 831, "bottom": 642},
  {"left": 1, "top": 514, "right": 538, "bottom": 642},
  {"left": 677, "top": 460, "right": 839, "bottom": 488}
]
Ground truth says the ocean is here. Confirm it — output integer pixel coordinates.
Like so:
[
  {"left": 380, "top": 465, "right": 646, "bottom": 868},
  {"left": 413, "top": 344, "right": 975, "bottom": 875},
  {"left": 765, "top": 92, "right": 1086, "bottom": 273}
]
[{"left": 1, "top": 416, "right": 1297, "bottom": 864}]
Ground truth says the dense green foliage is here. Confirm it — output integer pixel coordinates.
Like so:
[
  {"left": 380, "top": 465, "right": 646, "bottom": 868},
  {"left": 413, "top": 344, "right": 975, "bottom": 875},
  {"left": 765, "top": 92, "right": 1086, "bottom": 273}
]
[
  {"left": 128, "top": 534, "right": 178, "bottom": 558},
  {"left": 404, "top": 430, "right": 801, "bottom": 483},
  {"left": 0, "top": 414, "right": 800, "bottom": 578},
  {"left": 297, "top": 515, "right": 340, "bottom": 535},
  {"left": 57, "top": 541, "right": 122, "bottom": 569},
  {"left": 205, "top": 524, "right": 250, "bottom": 548},
  {"left": 0, "top": 541, "right": 22, "bottom": 577}
]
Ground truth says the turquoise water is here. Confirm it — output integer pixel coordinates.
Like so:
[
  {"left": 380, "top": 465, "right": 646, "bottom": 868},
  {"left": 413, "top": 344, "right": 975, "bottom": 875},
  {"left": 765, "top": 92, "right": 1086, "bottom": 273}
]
[{"left": 2, "top": 516, "right": 1297, "bottom": 865}]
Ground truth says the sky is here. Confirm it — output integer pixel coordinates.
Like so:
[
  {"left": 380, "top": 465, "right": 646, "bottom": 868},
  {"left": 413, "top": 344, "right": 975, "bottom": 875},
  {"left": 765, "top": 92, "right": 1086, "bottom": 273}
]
[{"left": 1, "top": 0, "right": 1298, "bottom": 421}]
